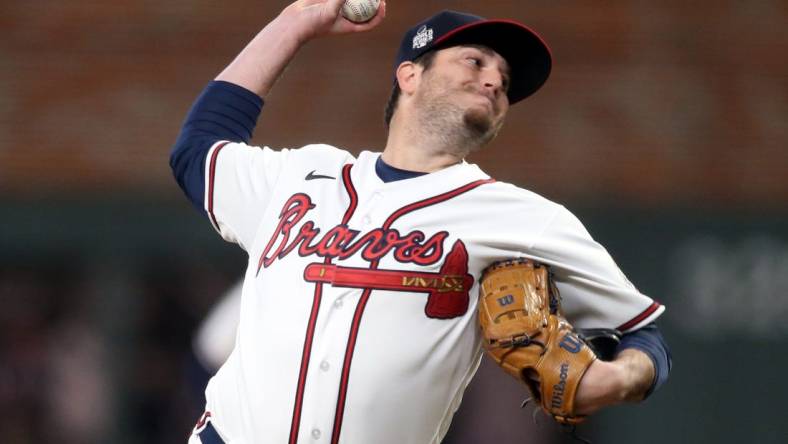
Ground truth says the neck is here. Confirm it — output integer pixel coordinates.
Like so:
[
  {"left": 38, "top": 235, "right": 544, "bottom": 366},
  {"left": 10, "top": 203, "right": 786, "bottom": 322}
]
[{"left": 382, "top": 113, "right": 476, "bottom": 173}]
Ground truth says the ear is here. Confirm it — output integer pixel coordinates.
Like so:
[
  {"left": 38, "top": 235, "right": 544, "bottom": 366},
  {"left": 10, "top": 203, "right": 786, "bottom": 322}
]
[{"left": 395, "top": 61, "right": 421, "bottom": 96}]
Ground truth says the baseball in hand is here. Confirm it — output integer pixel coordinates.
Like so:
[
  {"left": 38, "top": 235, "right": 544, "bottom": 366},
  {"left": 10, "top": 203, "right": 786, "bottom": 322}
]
[{"left": 340, "top": 0, "right": 381, "bottom": 23}]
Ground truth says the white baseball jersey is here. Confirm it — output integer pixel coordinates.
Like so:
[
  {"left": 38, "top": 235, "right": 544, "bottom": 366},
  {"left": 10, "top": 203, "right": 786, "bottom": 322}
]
[{"left": 193, "top": 141, "right": 664, "bottom": 444}]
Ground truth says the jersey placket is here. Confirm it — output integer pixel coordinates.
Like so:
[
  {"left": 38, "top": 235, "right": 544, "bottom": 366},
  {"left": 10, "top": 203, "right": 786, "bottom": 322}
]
[
  {"left": 325, "top": 177, "right": 494, "bottom": 444},
  {"left": 285, "top": 164, "right": 361, "bottom": 444},
  {"left": 290, "top": 167, "right": 389, "bottom": 444},
  {"left": 297, "top": 283, "right": 358, "bottom": 443},
  {"left": 325, "top": 186, "right": 388, "bottom": 444}
]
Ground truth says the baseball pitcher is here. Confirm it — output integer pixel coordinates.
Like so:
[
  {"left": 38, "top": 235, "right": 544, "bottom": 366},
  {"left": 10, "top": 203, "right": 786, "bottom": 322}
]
[{"left": 171, "top": 1, "right": 672, "bottom": 443}]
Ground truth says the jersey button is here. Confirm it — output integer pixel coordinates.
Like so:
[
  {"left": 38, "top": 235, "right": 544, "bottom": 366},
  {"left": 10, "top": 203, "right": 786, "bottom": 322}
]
[
  {"left": 320, "top": 360, "right": 330, "bottom": 371},
  {"left": 311, "top": 428, "right": 321, "bottom": 439},
  {"left": 333, "top": 298, "right": 343, "bottom": 309}
]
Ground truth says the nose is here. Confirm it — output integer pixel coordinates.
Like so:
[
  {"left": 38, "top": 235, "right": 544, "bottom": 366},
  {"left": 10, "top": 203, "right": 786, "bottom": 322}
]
[{"left": 481, "top": 70, "right": 505, "bottom": 98}]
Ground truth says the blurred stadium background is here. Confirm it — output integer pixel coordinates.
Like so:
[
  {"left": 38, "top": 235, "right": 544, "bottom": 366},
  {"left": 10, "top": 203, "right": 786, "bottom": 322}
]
[{"left": 1, "top": 1, "right": 786, "bottom": 443}]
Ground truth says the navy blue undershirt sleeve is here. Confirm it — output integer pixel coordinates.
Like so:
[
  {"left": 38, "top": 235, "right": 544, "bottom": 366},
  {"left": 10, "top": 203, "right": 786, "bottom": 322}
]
[
  {"left": 170, "top": 81, "right": 264, "bottom": 211},
  {"left": 375, "top": 157, "right": 427, "bottom": 182},
  {"left": 198, "top": 422, "right": 225, "bottom": 444},
  {"left": 617, "top": 322, "right": 672, "bottom": 398}
]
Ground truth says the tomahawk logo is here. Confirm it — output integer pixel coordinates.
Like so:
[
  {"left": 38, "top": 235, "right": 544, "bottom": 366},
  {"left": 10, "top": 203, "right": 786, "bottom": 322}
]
[{"left": 304, "top": 240, "right": 474, "bottom": 319}]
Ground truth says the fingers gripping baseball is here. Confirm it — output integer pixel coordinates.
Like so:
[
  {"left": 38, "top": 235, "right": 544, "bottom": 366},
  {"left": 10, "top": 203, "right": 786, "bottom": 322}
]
[{"left": 282, "top": 0, "right": 386, "bottom": 40}]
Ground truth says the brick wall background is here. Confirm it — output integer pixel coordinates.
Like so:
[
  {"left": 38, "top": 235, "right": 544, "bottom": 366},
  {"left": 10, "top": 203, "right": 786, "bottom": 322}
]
[
  {"left": 2, "top": 0, "right": 786, "bottom": 207},
  {"left": 2, "top": 3, "right": 788, "bottom": 443}
]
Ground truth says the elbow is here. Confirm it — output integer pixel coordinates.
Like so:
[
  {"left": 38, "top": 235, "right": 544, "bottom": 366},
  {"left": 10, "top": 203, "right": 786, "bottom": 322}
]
[
  {"left": 170, "top": 132, "right": 219, "bottom": 184},
  {"left": 169, "top": 133, "right": 220, "bottom": 211},
  {"left": 169, "top": 136, "right": 191, "bottom": 188},
  {"left": 170, "top": 136, "right": 190, "bottom": 181}
]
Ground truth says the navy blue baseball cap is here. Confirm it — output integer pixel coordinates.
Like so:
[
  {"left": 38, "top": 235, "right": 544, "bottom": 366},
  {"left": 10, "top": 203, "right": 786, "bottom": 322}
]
[{"left": 394, "top": 10, "right": 552, "bottom": 104}]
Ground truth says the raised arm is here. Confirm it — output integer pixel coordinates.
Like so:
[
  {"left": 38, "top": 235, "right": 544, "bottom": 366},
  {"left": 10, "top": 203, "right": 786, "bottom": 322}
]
[
  {"left": 217, "top": 0, "right": 386, "bottom": 97},
  {"left": 170, "top": 0, "right": 385, "bottom": 212}
]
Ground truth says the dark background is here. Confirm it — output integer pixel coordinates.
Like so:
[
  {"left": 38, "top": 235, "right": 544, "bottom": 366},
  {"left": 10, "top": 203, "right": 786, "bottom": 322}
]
[{"left": 1, "top": 1, "right": 786, "bottom": 443}]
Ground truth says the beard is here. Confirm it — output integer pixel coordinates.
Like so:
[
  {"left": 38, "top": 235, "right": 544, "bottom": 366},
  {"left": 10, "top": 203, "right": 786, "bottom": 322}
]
[
  {"left": 413, "top": 80, "right": 505, "bottom": 154},
  {"left": 462, "top": 104, "right": 499, "bottom": 143}
]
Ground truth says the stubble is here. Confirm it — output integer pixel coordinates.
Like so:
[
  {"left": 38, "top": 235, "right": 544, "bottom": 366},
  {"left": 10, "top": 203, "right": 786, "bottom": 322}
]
[{"left": 413, "top": 77, "right": 505, "bottom": 155}]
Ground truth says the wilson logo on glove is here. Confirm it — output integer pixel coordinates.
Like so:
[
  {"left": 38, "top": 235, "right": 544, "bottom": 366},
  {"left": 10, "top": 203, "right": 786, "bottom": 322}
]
[
  {"left": 559, "top": 334, "right": 584, "bottom": 354},
  {"left": 551, "top": 363, "right": 570, "bottom": 409},
  {"left": 497, "top": 295, "right": 514, "bottom": 306}
]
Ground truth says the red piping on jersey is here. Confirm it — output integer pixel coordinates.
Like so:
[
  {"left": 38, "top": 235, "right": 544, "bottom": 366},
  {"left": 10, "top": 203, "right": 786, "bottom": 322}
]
[
  {"left": 340, "top": 164, "right": 358, "bottom": 222},
  {"left": 617, "top": 301, "right": 661, "bottom": 332},
  {"left": 206, "top": 141, "right": 231, "bottom": 232},
  {"left": 288, "top": 276, "right": 324, "bottom": 444},
  {"left": 330, "top": 176, "right": 495, "bottom": 444},
  {"left": 383, "top": 179, "right": 495, "bottom": 227},
  {"left": 289, "top": 164, "right": 357, "bottom": 444},
  {"left": 192, "top": 411, "right": 212, "bottom": 433}
]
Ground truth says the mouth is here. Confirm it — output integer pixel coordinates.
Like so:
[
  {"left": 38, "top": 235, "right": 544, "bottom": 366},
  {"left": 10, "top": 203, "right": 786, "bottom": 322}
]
[{"left": 469, "top": 91, "right": 498, "bottom": 113}]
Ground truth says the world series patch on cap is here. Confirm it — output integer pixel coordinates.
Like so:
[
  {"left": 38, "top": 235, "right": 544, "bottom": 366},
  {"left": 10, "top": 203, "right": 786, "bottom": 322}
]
[{"left": 393, "top": 10, "right": 552, "bottom": 105}]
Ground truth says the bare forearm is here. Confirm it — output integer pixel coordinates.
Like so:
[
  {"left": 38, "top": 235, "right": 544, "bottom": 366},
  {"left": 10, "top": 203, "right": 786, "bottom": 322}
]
[
  {"left": 575, "top": 348, "right": 655, "bottom": 415},
  {"left": 615, "top": 348, "right": 656, "bottom": 401},
  {"left": 215, "top": 14, "right": 306, "bottom": 97},
  {"left": 215, "top": 0, "right": 385, "bottom": 98}
]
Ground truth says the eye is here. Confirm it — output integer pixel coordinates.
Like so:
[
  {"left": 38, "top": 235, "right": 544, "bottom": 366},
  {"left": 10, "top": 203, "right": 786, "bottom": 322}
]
[{"left": 465, "top": 57, "right": 482, "bottom": 67}]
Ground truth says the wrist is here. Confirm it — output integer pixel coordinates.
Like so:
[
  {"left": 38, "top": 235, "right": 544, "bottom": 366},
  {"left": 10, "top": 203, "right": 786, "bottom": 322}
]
[
  {"left": 608, "top": 359, "right": 638, "bottom": 403},
  {"left": 270, "top": 12, "right": 313, "bottom": 47},
  {"left": 275, "top": 2, "right": 331, "bottom": 45},
  {"left": 575, "top": 359, "right": 628, "bottom": 415},
  {"left": 615, "top": 348, "right": 656, "bottom": 402}
]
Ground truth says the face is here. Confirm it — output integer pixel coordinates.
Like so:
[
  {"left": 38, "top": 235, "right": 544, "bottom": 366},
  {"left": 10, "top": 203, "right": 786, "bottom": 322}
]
[{"left": 411, "top": 45, "right": 511, "bottom": 148}]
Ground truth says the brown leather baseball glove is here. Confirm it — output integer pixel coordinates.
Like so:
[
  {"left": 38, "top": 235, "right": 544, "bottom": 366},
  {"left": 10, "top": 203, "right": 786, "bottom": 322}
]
[{"left": 478, "top": 258, "right": 598, "bottom": 424}]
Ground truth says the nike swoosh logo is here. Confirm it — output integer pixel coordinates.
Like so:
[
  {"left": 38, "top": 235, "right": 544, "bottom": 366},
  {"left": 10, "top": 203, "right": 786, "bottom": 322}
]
[{"left": 305, "top": 170, "right": 336, "bottom": 181}]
